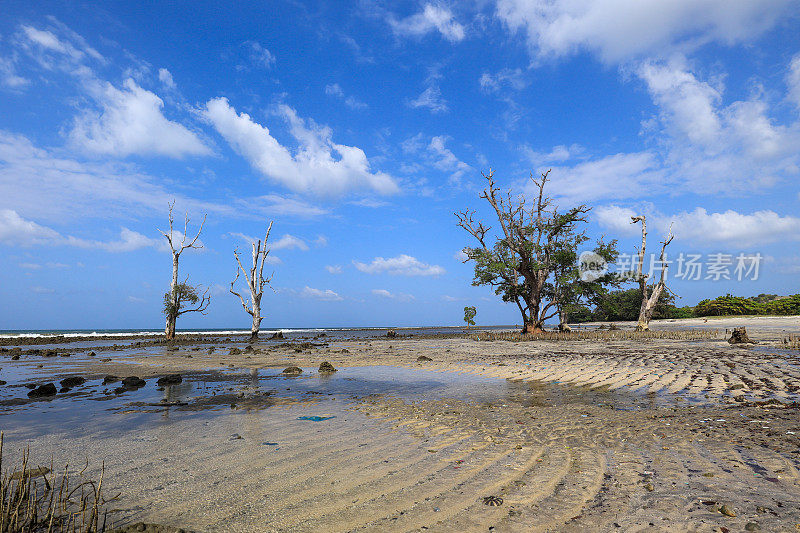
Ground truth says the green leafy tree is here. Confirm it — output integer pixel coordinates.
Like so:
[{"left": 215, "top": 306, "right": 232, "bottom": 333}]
[
  {"left": 163, "top": 282, "right": 210, "bottom": 332},
  {"left": 463, "top": 306, "right": 477, "bottom": 329},
  {"left": 159, "top": 202, "right": 210, "bottom": 339},
  {"left": 456, "top": 169, "right": 609, "bottom": 333}
]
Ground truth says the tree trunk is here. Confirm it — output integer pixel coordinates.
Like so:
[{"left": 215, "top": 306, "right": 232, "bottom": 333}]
[
  {"left": 636, "top": 284, "right": 664, "bottom": 331},
  {"left": 522, "top": 294, "right": 545, "bottom": 334},
  {"left": 558, "top": 310, "right": 571, "bottom": 332},
  {"left": 250, "top": 299, "right": 261, "bottom": 341},
  {"left": 165, "top": 255, "right": 179, "bottom": 340}
]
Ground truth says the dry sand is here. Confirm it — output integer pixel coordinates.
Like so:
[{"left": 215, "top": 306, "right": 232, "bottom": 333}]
[{"left": 1, "top": 316, "right": 799, "bottom": 532}]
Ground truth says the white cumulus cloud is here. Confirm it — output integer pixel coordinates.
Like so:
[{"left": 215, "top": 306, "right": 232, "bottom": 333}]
[
  {"left": 300, "top": 286, "right": 343, "bottom": 301},
  {"left": 595, "top": 205, "right": 800, "bottom": 248},
  {"left": 372, "top": 289, "right": 415, "bottom": 302},
  {"left": 495, "top": 0, "right": 793, "bottom": 64},
  {"left": 354, "top": 254, "right": 445, "bottom": 276},
  {"left": 201, "top": 97, "right": 398, "bottom": 196},
  {"left": 388, "top": 4, "right": 466, "bottom": 42},
  {"left": 69, "top": 78, "right": 211, "bottom": 158}
]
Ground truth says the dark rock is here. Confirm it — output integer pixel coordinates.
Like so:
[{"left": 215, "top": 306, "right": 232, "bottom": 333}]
[
  {"left": 27, "top": 383, "right": 57, "bottom": 398},
  {"left": 207, "top": 346, "right": 216, "bottom": 353},
  {"left": 728, "top": 326, "right": 753, "bottom": 344},
  {"left": 386, "top": 330, "right": 398, "bottom": 338},
  {"left": 103, "top": 375, "right": 119, "bottom": 385},
  {"left": 87, "top": 351, "right": 96, "bottom": 356},
  {"left": 282, "top": 366, "right": 303, "bottom": 375},
  {"left": 229, "top": 347, "right": 242, "bottom": 355},
  {"left": 318, "top": 361, "right": 337, "bottom": 373},
  {"left": 0, "top": 380, "right": 6, "bottom": 385},
  {"left": 243, "top": 345, "right": 254, "bottom": 353},
  {"left": 59, "top": 376, "right": 86, "bottom": 388},
  {"left": 121, "top": 376, "right": 146, "bottom": 388},
  {"left": 270, "top": 331, "right": 285, "bottom": 340},
  {"left": 417, "top": 355, "right": 432, "bottom": 362},
  {"left": 11, "top": 354, "right": 20, "bottom": 360},
  {"left": 43, "top": 350, "right": 58, "bottom": 357},
  {"left": 157, "top": 375, "right": 182, "bottom": 386}
]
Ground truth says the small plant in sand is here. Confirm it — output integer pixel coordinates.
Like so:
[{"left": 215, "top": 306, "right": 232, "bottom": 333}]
[
  {"left": 0, "top": 433, "right": 115, "bottom": 532},
  {"left": 463, "top": 306, "right": 476, "bottom": 330}
]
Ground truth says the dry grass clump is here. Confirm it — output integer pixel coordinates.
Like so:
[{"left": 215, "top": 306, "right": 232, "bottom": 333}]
[
  {"left": 474, "top": 329, "right": 720, "bottom": 342},
  {"left": 0, "top": 433, "right": 116, "bottom": 532}
]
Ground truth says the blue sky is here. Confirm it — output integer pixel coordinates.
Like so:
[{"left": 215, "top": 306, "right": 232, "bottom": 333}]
[{"left": 1, "top": 1, "right": 799, "bottom": 330}]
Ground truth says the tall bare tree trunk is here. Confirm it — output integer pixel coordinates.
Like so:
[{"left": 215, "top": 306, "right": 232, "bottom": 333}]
[
  {"left": 165, "top": 254, "right": 179, "bottom": 338},
  {"left": 230, "top": 222, "right": 274, "bottom": 341},
  {"left": 631, "top": 215, "right": 673, "bottom": 332}
]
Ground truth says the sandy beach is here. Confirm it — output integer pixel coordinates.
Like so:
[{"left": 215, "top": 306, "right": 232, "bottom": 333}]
[{"left": 1, "top": 317, "right": 799, "bottom": 532}]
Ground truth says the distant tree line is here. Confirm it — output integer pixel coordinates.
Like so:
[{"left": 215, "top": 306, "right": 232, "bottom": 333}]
[{"left": 569, "top": 291, "right": 800, "bottom": 322}]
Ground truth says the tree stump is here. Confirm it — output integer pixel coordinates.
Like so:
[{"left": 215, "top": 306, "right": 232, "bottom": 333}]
[{"left": 728, "top": 326, "right": 753, "bottom": 344}]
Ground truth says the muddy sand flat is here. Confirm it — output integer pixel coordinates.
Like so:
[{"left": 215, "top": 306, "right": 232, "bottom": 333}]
[{"left": 1, "top": 317, "right": 799, "bottom": 532}]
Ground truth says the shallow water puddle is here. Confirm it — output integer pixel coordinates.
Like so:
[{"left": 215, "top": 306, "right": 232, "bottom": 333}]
[{"left": 0, "top": 365, "right": 712, "bottom": 441}]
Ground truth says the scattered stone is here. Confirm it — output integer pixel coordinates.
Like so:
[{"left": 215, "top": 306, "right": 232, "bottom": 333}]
[
  {"left": 318, "top": 361, "right": 337, "bottom": 373},
  {"left": 282, "top": 366, "right": 302, "bottom": 375},
  {"left": 417, "top": 355, "right": 432, "bottom": 362},
  {"left": 59, "top": 376, "right": 86, "bottom": 388},
  {"left": 230, "top": 433, "right": 242, "bottom": 440},
  {"left": 121, "top": 376, "right": 147, "bottom": 388},
  {"left": 157, "top": 375, "right": 183, "bottom": 386},
  {"left": 745, "top": 522, "right": 761, "bottom": 531},
  {"left": 386, "top": 330, "right": 398, "bottom": 338},
  {"left": 207, "top": 347, "right": 215, "bottom": 354},
  {"left": 644, "top": 482, "right": 654, "bottom": 492},
  {"left": 270, "top": 331, "right": 284, "bottom": 340},
  {"left": 103, "top": 375, "right": 119, "bottom": 385},
  {"left": 728, "top": 326, "right": 753, "bottom": 344},
  {"left": 229, "top": 347, "right": 241, "bottom": 355},
  {"left": 27, "top": 383, "right": 57, "bottom": 398},
  {"left": 482, "top": 496, "right": 503, "bottom": 506},
  {"left": 87, "top": 351, "right": 96, "bottom": 357},
  {"left": 11, "top": 354, "right": 20, "bottom": 360},
  {"left": 0, "top": 380, "right": 6, "bottom": 386},
  {"left": 243, "top": 345, "right": 254, "bottom": 353},
  {"left": 719, "top": 504, "right": 736, "bottom": 517}
]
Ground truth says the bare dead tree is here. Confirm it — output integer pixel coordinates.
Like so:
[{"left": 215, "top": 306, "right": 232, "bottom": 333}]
[
  {"left": 158, "top": 201, "right": 210, "bottom": 340},
  {"left": 230, "top": 222, "right": 275, "bottom": 341},
  {"left": 456, "top": 169, "right": 591, "bottom": 333},
  {"left": 631, "top": 215, "right": 674, "bottom": 331}
]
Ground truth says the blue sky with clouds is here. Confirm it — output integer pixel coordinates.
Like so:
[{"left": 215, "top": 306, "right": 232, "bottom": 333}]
[{"left": 1, "top": 1, "right": 799, "bottom": 330}]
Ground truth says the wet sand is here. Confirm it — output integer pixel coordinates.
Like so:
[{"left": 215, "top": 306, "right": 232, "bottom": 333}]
[{"left": 1, "top": 317, "right": 799, "bottom": 532}]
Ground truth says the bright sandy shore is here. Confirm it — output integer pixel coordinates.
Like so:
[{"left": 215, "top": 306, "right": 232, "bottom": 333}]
[{"left": 1, "top": 316, "right": 799, "bottom": 532}]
